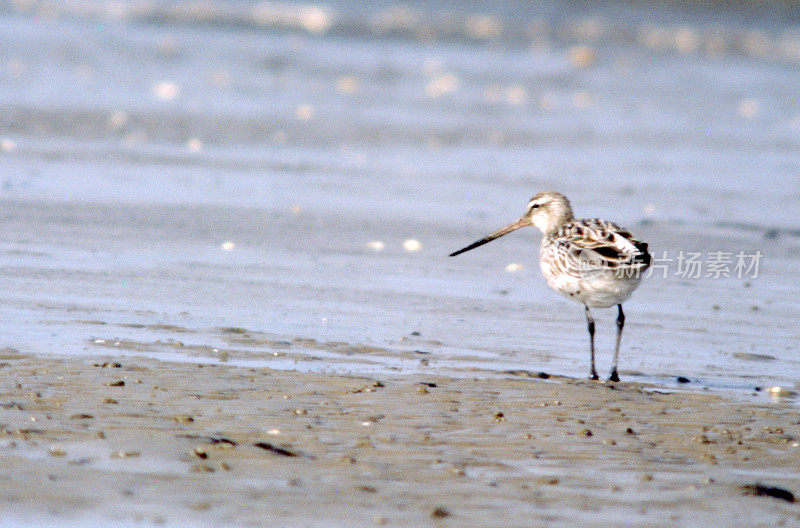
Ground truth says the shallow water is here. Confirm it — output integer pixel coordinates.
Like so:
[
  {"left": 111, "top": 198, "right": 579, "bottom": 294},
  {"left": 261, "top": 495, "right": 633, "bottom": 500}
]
[{"left": 0, "top": 1, "right": 799, "bottom": 400}]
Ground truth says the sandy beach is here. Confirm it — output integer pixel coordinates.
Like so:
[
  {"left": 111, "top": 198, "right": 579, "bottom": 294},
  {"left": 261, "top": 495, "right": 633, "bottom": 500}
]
[{"left": 0, "top": 351, "right": 798, "bottom": 527}]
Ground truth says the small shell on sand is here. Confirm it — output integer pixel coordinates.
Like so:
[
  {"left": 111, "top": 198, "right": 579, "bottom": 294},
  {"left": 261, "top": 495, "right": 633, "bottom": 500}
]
[{"left": 403, "top": 239, "right": 422, "bottom": 252}]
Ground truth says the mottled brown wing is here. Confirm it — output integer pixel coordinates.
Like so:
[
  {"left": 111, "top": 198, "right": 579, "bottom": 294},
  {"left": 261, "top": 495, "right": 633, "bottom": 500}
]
[{"left": 557, "top": 219, "right": 651, "bottom": 272}]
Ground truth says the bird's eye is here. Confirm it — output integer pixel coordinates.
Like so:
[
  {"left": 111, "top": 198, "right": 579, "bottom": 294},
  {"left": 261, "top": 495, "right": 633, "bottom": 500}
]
[{"left": 530, "top": 203, "right": 540, "bottom": 210}]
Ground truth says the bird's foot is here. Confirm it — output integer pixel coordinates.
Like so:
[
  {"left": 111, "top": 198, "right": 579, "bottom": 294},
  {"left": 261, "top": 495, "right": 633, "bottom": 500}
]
[
  {"left": 589, "top": 371, "right": 599, "bottom": 381},
  {"left": 608, "top": 369, "right": 620, "bottom": 383}
]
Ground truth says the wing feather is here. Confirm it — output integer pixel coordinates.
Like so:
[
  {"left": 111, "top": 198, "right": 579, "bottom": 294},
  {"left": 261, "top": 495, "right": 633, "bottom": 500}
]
[{"left": 548, "top": 219, "right": 651, "bottom": 273}]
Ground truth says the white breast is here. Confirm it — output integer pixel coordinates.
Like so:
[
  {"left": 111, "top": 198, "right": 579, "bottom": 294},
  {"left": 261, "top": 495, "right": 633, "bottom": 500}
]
[{"left": 539, "top": 240, "right": 642, "bottom": 308}]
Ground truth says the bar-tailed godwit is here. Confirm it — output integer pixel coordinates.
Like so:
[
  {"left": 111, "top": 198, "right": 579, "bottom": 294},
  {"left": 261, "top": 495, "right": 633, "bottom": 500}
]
[{"left": 450, "top": 191, "right": 651, "bottom": 381}]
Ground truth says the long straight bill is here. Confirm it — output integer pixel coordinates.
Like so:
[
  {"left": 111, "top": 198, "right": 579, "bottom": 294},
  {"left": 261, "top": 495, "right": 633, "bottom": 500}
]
[{"left": 449, "top": 217, "right": 530, "bottom": 257}]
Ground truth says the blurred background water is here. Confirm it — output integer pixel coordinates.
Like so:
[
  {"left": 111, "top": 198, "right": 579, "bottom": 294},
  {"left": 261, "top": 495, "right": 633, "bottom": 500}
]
[{"left": 0, "top": 1, "right": 799, "bottom": 398}]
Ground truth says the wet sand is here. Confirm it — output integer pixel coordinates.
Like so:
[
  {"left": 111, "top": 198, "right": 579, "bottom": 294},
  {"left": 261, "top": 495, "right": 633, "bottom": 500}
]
[{"left": 2, "top": 351, "right": 799, "bottom": 527}]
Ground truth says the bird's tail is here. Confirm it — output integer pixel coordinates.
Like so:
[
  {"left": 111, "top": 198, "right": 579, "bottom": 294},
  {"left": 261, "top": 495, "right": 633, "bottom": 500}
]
[{"left": 634, "top": 242, "right": 652, "bottom": 268}]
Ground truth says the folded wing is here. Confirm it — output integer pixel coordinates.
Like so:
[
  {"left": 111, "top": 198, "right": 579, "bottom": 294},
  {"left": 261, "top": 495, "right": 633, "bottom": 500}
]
[{"left": 551, "top": 219, "right": 651, "bottom": 277}]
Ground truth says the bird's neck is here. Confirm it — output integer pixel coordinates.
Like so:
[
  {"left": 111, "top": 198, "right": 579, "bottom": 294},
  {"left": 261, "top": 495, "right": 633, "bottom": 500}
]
[{"left": 541, "top": 205, "right": 574, "bottom": 237}]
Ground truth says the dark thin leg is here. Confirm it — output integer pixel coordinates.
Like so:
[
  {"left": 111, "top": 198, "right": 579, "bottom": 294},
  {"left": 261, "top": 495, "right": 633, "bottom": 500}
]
[
  {"left": 584, "top": 306, "right": 598, "bottom": 380},
  {"left": 609, "top": 304, "right": 624, "bottom": 382}
]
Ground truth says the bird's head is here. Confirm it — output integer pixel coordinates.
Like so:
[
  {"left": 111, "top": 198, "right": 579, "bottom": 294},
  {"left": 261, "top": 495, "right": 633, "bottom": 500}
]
[{"left": 524, "top": 191, "right": 574, "bottom": 236}]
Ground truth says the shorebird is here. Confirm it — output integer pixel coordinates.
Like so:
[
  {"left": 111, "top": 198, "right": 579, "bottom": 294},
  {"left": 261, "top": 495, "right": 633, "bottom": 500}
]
[{"left": 450, "top": 191, "right": 651, "bottom": 382}]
